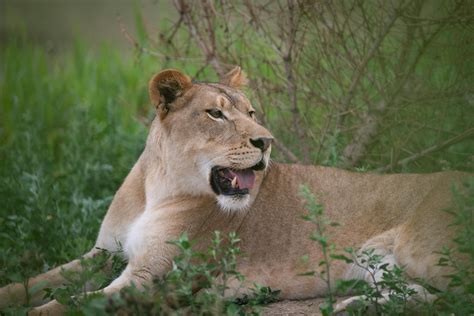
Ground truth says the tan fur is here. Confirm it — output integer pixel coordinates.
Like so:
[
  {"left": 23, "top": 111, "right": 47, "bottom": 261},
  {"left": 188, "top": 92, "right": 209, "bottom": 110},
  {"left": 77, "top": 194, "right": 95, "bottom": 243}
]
[{"left": 0, "top": 68, "right": 469, "bottom": 314}]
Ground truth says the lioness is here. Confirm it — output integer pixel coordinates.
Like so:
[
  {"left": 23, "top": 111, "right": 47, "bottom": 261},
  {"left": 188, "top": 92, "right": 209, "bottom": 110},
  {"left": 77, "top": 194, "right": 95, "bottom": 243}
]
[{"left": 0, "top": 67, "right": 468, "bottom": 314}]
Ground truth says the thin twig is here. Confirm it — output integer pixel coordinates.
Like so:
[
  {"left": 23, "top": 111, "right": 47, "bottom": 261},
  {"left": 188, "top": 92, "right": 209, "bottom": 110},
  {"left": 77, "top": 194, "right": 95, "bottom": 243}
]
[
  {"left": 273, "top": 139, "right": 300, "bottom": 164},
  {"left": 174, "top": 0, "right": 224, "bottom": 75},
  {"left": 341, "top": 0, "right": 461, "bottom": 167},
  {"left": 283, "top": 1, "right": 309, "bottom": 162},
  {"left": 336, "top": 5, "right": 401, "bottom": 129},
  {"left": 376, "top": 128, "right": 474, "bottom": 172}
]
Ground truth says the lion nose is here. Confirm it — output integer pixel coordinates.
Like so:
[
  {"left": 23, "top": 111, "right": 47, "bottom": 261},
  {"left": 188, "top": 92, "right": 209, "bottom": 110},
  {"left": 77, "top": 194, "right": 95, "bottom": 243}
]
[{"left": 250, "top": 137, "right": 273, "bottom": 152}]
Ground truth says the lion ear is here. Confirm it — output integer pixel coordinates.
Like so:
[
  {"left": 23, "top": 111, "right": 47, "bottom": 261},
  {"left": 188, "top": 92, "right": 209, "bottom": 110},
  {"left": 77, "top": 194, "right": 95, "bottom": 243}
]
[
  {"left": 148, "top": 69, "right": 192, "bottom": 118},
  {"left": 220, "top": 66, "right": 248, "bottom": 89}
]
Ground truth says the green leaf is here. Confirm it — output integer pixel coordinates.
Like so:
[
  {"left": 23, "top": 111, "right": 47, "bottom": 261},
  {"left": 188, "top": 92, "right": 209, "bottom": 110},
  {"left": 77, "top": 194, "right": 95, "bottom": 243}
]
[{"left": 330, "top": 254, "right": 353, "bottom": 263}]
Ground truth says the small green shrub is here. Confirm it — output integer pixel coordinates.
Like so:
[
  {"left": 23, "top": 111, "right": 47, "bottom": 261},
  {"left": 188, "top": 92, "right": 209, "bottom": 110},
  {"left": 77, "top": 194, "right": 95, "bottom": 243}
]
[
  {"left": 433, "top": 177, "right": 474, "bottom": 315},
  {"left": 341, "top": 248, "right": 418, "bottom": 315},
  {"left": 43, "top": 231, "right": 278, "bottom": 315},
  {"left": 300, "top": 180, "right": 474, "bottom": 315},
  {"left": 300, "top": 185, "right": 350, "bottom": 315},
  {"left": 300, "top": 186, "right": 424, "bottom": 315}
]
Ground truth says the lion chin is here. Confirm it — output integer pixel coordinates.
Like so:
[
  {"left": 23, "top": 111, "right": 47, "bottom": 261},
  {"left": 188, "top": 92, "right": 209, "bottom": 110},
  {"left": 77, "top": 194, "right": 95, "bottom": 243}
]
[{"left": 217, "top": 194, "right": 252, "bottom": 212}]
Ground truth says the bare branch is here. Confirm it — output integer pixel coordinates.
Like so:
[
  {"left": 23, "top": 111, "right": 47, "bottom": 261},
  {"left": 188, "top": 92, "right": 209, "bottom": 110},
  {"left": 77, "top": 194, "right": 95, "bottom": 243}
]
[
  {"left": 144, "top": 0, "right": 472, "bottom": 171},
  {"left": 376, "top": 127, "right": 474, "bottom": 172},
  {"left": 340, "top": 0, "right": 465, "bottom": 167},
  {"left": 174, "top": 0, "right": 225, "bottom": 75},
  {"left": 283, "top": 1, "right": 310, "bottom": 162},
  {"left": 273, "top": 139, "right": 301, "bottom": 163},
  {"left": 336, "top": 5, "right": 401, "bottom": 128},
  {"left": 342, "top": 101, "right": 386, "bottom": 167}
]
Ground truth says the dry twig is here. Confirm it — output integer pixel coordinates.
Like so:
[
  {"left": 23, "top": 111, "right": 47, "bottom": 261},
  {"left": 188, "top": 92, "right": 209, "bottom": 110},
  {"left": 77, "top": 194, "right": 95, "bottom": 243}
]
[{"left": 376, "top": 128, "right": 474, "bottom": 172}]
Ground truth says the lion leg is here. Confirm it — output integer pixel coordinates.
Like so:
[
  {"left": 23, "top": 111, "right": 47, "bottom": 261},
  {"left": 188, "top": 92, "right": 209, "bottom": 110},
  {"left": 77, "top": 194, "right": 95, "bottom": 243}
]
[
  {"left": 30, "top": 261, "right": 157, "bottom": 315},
  {"left": 30, "top": 224, "right": 178, "bottom": 315},
  {"left": 335, "top": 229, "right": 436, "bottom": 314},
  {"left": 0, "top": 249, "right": 107, "bottom": 308},
  {"left": 29, "top": 206, "right": 197, "bottom": 314}
]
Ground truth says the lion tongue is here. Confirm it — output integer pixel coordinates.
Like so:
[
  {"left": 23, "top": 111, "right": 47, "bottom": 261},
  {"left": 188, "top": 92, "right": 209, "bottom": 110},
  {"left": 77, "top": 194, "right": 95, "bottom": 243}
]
[{"left": 229, "top": 169, "right": 255, "bottom": 189}]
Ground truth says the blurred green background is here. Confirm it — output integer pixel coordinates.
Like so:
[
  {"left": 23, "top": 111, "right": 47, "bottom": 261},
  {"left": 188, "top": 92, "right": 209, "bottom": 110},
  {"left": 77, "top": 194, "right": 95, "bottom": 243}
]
[
  {"left": 0, "top": 0, "right": 166, "bottom": 286},
  {"left": 0, "top": 0, "right": 473, "bottom": 304}
]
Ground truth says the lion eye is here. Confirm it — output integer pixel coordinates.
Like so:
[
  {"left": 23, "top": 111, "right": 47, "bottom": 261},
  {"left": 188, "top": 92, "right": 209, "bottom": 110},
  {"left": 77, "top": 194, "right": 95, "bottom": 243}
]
[
  {"left": 249, "top": 110, "right": 256, "bottom": 118},
  {"left": 206, "top": 109, "right": 224, "bottom": 119}
]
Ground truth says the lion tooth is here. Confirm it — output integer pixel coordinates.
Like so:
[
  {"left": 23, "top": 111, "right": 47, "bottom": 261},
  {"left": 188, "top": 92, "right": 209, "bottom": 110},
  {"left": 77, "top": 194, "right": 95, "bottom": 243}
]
[{"left": 231, "top": 177, "right": 238, "bottom": 188}]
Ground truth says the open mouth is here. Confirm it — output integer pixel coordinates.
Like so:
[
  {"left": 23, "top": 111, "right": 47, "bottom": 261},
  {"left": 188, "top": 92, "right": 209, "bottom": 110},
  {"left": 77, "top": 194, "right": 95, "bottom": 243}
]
[{"left": 210, "top": 161, "right": 265, "bottom": 196}]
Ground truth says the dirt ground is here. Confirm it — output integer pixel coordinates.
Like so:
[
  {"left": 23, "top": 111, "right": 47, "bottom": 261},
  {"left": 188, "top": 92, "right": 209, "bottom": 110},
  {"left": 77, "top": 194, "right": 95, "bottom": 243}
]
[
  {"left": 262, "top": 297, "right": 350, "bottom": 316},
  {"left": 263, "top": 298, "right": 325, "bottom": 315}
]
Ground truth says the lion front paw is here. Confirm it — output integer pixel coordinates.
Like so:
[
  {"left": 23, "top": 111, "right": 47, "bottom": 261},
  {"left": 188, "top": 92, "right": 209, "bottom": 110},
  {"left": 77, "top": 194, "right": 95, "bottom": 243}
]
[
  {"left": 29, "top": 300, "right": 67, "bottom": 316},
  {"left": 334, "top": 296, "right": 370, "bottom": 315}
]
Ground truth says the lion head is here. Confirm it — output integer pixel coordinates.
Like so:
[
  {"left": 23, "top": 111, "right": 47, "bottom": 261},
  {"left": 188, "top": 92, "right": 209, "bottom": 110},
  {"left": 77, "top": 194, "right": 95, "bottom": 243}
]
[{"left": 146, "top": 67, "right": 273, "bottom": 211}]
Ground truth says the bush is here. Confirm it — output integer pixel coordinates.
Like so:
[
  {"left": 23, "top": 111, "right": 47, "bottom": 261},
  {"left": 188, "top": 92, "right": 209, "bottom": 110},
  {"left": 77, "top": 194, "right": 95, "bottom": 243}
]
[
  {"left": 141, "top": 0, "right": 474, "bottom": 171},
  {"left": 43, "top": 232, "right": 278, "bottom": 315}
]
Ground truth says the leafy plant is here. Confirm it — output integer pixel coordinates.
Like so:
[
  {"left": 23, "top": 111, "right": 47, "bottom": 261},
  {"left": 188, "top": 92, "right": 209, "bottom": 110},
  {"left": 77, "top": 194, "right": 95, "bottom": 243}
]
[
  {"left": 44, "top": 247, "right": 126, "bottom": 309},
  {"left": 340, "top": 248, "right": 418, "bottom": 315},
  {"left": 44, "top": 231, "right": 279, "bottom": 315},
  {"left": 299, "top": 185, "right": 351, "bottom": 315},
  {"left": 433, "top": 177, "right": 474, "bottom": 315},
  {"left": 299, "top": 186, "right": 448, "bottom": 315}
]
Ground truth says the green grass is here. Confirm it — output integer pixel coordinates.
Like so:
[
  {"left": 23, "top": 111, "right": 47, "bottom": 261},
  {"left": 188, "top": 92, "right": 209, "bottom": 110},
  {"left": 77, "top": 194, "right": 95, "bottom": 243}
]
[{"left": 0, "top": 40, "right": 154, "bottom": 286}]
